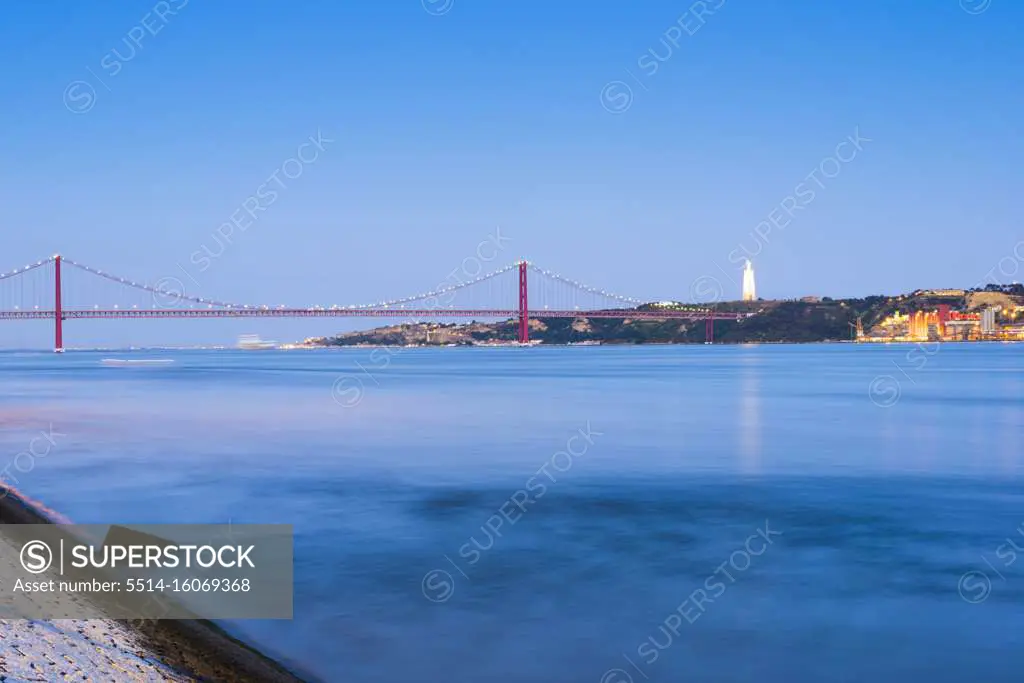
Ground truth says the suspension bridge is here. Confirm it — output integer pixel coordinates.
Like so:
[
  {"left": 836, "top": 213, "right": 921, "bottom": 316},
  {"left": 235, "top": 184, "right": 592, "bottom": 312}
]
[{"left": 0, "top": 255, "right": 744, "bottom": 351}]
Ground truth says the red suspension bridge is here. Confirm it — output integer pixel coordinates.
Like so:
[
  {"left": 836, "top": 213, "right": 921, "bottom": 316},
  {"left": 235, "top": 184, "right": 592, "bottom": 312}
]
[{"left": 0, "top": 255, "right": 744, "bottom": 351}]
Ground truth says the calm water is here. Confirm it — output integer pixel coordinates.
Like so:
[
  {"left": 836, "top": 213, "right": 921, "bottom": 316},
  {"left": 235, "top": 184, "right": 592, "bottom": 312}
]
[{"left": 1, "top": 344, "right": 1023, "bottom": 682}]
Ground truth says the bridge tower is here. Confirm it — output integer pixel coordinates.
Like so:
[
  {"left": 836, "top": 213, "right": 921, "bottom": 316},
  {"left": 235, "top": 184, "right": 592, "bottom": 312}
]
[
  {"left": 54, "top": 254, "right": 64, "bottom": 353},
  {"left": 705, "top": 315, "right": 713, "bottom": 344},
  {"left": 518, "top": 260, "right": 529, "bottom": 344}
]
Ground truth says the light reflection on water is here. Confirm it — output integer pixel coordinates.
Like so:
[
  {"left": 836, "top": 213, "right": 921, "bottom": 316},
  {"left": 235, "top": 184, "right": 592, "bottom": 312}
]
[{"left": 1, "top": 345, "right": 1023, "bottom": 682}]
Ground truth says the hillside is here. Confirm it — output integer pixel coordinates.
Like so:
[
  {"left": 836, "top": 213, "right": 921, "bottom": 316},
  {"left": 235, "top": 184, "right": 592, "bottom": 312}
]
[
  {"left": 306, "top": 284, "right": 1023, "bottom": 346},
  {"left": 309, "top": 299, "right": 875, "bottom": 346}
]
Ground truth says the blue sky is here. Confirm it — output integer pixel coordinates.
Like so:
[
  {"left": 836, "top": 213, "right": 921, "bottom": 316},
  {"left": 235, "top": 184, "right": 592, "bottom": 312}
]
[{"left": 1, "top": 0, "right": 1021, "bottom": 347}]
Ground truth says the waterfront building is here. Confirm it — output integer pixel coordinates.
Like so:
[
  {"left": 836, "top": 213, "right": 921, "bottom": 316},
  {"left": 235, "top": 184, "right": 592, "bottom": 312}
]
[{"left": 981, "top": 308, "right": 996, "bottom": 334}]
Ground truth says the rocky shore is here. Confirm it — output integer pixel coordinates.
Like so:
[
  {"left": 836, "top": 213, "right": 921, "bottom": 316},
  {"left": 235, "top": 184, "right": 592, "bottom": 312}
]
[{"left": 0, "top": 488, "right": 313, "bottom": 683}]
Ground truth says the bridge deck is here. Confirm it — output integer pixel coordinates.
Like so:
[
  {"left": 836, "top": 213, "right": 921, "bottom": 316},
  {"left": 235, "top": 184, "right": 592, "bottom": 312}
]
[{"left": 0, "top": 309, "right": 743, "bottom": 320}]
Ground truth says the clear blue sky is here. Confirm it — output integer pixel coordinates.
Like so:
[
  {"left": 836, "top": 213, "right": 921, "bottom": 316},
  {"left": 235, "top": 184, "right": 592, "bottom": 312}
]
[{"left": 1, "top": 0, "right": 1021, "bottom": 347}]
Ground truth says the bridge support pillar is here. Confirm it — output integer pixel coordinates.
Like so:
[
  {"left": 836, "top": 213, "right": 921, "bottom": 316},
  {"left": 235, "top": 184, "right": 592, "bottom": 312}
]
[
  {"left": 518, "top": 260, "right": 529, "bottom": 344},
  {"left": 54, "top": 254, "right": 64, "bottom": 352},
  {"left": 705, "top": 316, "right": 713, "bottom": 344}
]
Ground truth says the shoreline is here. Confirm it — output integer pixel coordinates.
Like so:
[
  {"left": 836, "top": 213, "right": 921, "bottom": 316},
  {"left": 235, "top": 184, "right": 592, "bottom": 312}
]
[
  {"left": 0, "top": 487, "right": 317, "bottom": 683},
  {"left": 305, "top": 338, "right": 1024, "bottom": 348},
  {"left": 2, "top": 338, "right": 1022, "bottom": 353}
]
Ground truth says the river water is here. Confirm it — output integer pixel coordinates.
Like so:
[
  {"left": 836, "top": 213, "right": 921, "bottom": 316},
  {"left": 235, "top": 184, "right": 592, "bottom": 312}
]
[{"left": 1, "top": 344, "right": 1022, "bottom": 682}]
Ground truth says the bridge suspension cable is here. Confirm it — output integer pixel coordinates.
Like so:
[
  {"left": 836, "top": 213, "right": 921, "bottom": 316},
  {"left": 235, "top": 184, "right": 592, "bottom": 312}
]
[
  {"left": 527, "top": 263, "right": 643, "bottom": 306},
  {"left": 61, "top": 258, "right": 241, "bottom": 308},
  {"left": 62, "top": 258, "right": 523, "bottom": 312},
  {"left": 0, "top": 258, "right": 53, "bottom": 282},
  {"left": 349, "top": 262, "right": 520, "bottom": 310}
]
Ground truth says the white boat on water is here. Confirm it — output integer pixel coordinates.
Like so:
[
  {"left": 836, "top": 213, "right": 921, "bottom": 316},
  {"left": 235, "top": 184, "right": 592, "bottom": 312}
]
[
  {"left": 101, "top": 359, "right": 175, "bottom": 366},
  {"left": 237, "top": 334, "right": 277, "bottom": 350}
]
